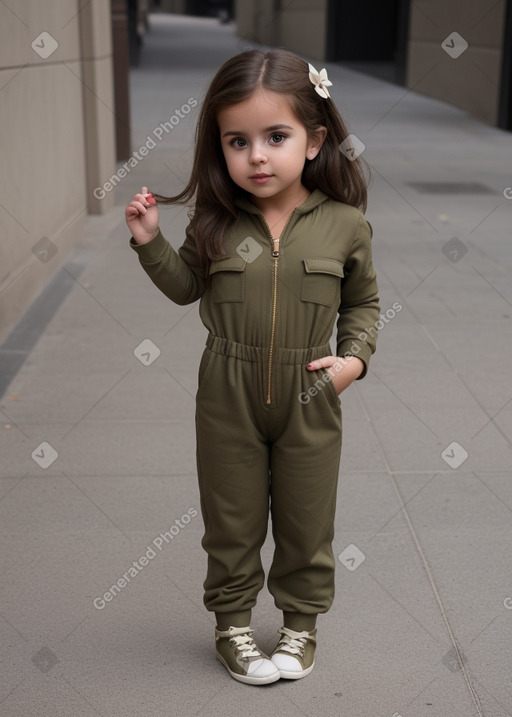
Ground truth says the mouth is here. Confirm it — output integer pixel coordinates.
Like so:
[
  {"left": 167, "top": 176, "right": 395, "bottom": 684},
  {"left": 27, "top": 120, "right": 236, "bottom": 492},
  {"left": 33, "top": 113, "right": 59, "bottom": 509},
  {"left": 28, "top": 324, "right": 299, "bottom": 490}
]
[{"left": 250, "top": 173, "right": 273, "bottom": 183}]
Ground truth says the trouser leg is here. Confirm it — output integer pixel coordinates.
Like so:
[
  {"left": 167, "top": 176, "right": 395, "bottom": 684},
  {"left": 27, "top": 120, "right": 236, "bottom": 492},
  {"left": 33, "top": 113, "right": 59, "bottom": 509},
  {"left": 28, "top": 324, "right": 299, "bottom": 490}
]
[
  {"left": 268, "top": 363, "right": 342, "bottom": 619},
  {"left": 195, "top": 349, "right": 270, "bottom": 622}
]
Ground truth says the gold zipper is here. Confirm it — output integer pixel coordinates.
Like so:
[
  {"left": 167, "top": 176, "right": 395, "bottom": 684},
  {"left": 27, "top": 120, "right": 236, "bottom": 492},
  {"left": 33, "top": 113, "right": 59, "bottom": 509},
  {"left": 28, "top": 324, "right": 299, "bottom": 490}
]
[
  {"left": 262, "top": 211, "right": 296, "bottom": 405},
  {"left": 267, "top": 244, "right": 279, "bottom": 404}
]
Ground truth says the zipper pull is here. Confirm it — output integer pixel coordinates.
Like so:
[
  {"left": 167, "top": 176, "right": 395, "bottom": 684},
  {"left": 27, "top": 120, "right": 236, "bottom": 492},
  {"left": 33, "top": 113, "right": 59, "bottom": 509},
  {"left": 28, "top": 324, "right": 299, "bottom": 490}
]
[{"left": 272, "top": 238, "right": 280, "bottom": 257}]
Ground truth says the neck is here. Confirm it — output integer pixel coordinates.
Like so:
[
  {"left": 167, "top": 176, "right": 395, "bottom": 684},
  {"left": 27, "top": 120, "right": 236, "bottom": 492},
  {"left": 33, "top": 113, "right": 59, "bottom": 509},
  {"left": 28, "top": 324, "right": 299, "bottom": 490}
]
[{"left": 251, "top": 186, "right": 310, "bottom": 216}]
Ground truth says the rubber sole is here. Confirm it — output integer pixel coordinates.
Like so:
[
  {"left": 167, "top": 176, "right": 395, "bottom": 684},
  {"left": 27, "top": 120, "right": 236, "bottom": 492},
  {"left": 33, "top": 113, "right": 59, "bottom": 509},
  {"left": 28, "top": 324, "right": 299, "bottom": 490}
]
[{"left": 216, "top": 653, "right": 281, "bottom": 685}]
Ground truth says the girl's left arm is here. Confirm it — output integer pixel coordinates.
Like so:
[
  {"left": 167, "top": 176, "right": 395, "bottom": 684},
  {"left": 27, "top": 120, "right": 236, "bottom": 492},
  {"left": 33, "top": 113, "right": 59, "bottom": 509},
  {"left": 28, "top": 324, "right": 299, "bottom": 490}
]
[{"left": 307, "top": 213, "right": 380, "bottom": 392}]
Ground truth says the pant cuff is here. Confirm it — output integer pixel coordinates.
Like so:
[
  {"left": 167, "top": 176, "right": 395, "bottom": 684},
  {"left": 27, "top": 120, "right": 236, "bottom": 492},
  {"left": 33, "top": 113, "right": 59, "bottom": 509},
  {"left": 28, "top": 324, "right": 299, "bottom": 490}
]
[
  {"left": 283, "top": 611, "right": 318, "bottom": 631},
  {"left": 215, "top": 610, "right": 252, "bottom": 630}
]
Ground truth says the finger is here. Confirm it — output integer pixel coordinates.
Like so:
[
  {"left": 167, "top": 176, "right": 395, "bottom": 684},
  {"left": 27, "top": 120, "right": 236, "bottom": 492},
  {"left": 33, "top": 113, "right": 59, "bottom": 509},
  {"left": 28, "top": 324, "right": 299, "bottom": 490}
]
[
  {"left": 126, "top": 203, "right": 145, "bottom": 217},
  {"left": 306, "top": 356, "right": 336, "bottom": 370},
  {"left": 142, "top": 185, "right": 148, "bottom": 194},
  {"left": 129, "top": 200, "right": 148, "bottom": 215},
  {"left": 136, "top": 192, "right": 157, "bottom": 207}
]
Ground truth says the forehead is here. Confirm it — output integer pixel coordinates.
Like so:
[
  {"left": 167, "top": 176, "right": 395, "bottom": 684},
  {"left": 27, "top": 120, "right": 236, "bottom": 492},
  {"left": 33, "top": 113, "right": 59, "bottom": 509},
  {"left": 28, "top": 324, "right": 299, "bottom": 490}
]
[{"left": 217, "top": 89, "right": 300, "bottom": 132}]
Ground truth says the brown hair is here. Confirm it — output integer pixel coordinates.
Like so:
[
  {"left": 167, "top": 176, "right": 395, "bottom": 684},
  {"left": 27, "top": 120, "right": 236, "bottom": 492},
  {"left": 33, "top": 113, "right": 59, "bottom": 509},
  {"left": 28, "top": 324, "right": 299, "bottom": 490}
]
[{"left": 154, "top": 49, "right": 369, "bottom": 266}]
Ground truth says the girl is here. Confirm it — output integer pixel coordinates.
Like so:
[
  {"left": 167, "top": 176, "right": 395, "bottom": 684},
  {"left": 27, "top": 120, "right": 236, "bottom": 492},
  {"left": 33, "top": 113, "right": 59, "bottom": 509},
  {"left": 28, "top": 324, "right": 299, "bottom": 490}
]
[{"left": 126, "top": 49, "right": 380, "bottom": 686}]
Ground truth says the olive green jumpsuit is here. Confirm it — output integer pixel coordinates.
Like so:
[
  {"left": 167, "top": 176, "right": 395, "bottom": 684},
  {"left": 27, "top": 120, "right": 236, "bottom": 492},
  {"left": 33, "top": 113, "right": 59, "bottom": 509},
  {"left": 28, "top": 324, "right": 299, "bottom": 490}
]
[{"left": 131, "top": 189, "right": 380, "bottom": 630}]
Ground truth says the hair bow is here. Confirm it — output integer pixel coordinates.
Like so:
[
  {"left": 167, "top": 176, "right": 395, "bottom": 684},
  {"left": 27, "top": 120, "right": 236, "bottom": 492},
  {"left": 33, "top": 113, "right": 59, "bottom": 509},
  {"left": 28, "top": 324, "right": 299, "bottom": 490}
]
[{"left": 308, "top": 63, "right": 333, "bottom": 99}]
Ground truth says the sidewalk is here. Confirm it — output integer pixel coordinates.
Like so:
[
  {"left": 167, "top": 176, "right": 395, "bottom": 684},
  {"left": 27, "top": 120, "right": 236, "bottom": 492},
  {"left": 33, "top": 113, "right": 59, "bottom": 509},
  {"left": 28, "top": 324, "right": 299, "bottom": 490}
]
[{"left": 1, "top": 13, "right": 512, "bottom": 717}]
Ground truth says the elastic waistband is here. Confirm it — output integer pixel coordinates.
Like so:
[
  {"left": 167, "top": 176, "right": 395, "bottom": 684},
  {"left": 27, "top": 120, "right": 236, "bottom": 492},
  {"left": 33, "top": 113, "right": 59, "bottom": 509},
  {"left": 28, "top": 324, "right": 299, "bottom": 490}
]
[{"left": 206, "top": 334, "right": 331, "bottom": 365}]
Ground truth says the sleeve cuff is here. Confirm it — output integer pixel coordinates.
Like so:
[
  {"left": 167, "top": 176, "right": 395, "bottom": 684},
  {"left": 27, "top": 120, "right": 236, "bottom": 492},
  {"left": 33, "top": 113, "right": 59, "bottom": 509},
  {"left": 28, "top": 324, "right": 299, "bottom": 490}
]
[{"left": 129, "top": 229, "right": 169, "bottom": 263}]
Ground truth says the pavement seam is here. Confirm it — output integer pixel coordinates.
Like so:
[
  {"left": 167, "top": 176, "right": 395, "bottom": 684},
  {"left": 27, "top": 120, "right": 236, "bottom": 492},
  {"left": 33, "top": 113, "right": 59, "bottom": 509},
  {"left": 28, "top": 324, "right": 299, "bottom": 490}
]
[{"left": 355, "top": 385, "right": 485, "bottom": 716}]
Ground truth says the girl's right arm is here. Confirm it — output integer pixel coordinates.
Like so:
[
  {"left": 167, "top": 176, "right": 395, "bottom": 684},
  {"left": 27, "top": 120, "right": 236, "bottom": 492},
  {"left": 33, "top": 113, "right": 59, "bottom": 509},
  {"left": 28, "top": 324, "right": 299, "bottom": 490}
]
[{"left": 125, "top": 186, "right": 207, "bottom": 305}]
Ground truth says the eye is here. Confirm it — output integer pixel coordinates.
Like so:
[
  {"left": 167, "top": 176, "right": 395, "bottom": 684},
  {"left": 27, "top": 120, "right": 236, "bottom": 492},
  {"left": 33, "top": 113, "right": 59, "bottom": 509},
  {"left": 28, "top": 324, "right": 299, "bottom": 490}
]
[
  {"left": 231, "top": 137, "right": 247, "bottom": 148},
  {"left": 269, "top": 133, "right": 286, "bottom": 144}
]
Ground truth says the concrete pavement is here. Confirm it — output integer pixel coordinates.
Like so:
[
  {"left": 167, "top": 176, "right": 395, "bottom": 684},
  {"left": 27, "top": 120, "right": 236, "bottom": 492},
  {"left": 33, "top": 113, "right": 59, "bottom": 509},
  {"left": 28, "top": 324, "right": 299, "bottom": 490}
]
[{"left": 1, "top": 13, "right": 512, "bottom": 717}]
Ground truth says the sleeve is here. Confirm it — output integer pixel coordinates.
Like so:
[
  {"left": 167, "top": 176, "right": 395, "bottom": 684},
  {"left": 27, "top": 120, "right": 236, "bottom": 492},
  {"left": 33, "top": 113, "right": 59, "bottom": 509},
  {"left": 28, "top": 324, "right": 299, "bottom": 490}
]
[
  {"left": 336, "top": 213, "right": 380, "bottom": 378},
  {"left": 129, "top": 223, "right": 207, "bottom": 305}
]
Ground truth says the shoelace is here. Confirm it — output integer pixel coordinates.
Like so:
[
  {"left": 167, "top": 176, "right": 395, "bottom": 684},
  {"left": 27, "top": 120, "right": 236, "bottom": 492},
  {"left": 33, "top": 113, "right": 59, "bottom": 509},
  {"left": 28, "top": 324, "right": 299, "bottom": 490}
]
[
  {"left": 276, "top": 628, "right": 309, "bottom": 657},
  {"left": 228, "top": 629, "right": 262, "bottom": 661}
]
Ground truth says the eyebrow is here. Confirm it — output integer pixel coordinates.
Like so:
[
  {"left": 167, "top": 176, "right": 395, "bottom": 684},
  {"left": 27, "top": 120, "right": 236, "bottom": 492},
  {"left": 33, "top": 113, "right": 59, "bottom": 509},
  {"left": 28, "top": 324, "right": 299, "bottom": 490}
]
[{"left": 221, "top": 124, "right": 294, "bottom": 138}]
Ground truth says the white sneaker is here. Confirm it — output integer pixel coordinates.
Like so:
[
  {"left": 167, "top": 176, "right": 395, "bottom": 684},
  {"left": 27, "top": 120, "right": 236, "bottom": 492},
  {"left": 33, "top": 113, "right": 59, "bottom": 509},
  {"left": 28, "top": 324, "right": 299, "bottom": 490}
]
[
  {"left": 215, "top": 626, "right": 281, "bottom": 685},
  {"left": 270, "top": 627, "right": 317, "bottom": 679}
]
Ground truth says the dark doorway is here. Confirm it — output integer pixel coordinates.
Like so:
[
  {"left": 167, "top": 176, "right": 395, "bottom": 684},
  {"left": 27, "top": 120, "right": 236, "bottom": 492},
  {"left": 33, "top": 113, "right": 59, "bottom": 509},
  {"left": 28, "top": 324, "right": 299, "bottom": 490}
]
[
  {"left": 326, "top": 0, "right": 411, "bottom": 86},
  {"left": 498, "top": 0, "right": 512, "bottom": 130},
  {"left": 185, "top": 0, "right": 234, "bottom": 19}
]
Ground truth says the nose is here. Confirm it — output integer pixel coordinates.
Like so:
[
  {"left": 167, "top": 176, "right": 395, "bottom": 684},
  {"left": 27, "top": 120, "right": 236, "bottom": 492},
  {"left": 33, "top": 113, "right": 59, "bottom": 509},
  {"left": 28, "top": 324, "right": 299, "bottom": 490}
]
[{"left": 249, "top": 142, "right": 268, "bottom": 165}]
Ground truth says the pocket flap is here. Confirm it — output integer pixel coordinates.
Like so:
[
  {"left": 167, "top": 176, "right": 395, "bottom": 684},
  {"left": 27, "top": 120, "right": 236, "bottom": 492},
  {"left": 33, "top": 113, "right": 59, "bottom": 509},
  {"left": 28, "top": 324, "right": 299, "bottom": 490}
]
[
  {"left": 303, "top": 257, "right": 344, "bottom": 277},
  {"left": 209, "top": 256, "right": 247, "bottom": 275}
]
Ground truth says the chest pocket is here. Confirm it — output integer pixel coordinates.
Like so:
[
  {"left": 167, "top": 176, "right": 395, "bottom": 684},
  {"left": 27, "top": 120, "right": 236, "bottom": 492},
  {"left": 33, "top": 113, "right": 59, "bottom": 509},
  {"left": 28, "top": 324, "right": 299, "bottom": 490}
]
[
  {"left": 209, "top": 256, "right": 246, "bottom": 303},
  {"left": 301, "top": 258, "right": 344, "bottom": 306}
]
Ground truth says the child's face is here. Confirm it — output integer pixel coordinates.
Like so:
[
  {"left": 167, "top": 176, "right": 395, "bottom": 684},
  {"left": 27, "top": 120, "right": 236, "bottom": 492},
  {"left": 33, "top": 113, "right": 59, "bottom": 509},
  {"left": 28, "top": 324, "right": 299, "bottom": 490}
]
[{"left": 218, "top": 89, "right": 324, "bottom": 207}]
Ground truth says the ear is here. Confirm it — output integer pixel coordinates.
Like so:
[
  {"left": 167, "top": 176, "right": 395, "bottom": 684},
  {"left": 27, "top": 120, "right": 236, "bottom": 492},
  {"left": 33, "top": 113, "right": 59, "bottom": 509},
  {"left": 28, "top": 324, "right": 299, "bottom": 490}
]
[{"left": 306, "top": 126, "right": 327, "bottom": 160}]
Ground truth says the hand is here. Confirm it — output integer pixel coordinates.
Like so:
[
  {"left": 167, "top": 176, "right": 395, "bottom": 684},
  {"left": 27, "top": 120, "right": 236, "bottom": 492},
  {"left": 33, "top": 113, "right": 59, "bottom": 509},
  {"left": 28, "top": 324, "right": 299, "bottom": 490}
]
[
  {"left": 125, "top": 185, "right": 160, "bottom": 244},
  {"left": 307, "top": 355, "right": 364, "bottom": 394}
]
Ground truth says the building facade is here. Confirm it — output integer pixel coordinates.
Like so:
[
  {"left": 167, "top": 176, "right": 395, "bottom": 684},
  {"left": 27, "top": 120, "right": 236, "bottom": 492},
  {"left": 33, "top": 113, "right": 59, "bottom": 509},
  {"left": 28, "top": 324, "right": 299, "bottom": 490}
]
[{"left": 0, "top": 0, "right": 117, "bottom": 344}]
